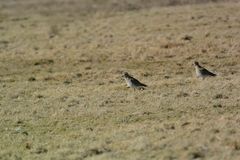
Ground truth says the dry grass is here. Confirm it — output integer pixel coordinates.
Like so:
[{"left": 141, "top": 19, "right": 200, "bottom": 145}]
[{"left": 0, "top": 0, "right": 240, "bottom": 160}]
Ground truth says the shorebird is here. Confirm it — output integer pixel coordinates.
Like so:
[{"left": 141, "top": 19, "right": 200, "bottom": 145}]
[
  {"left": 123, "top": 72, "right": 147, "bottom": 90},
  {"left": 193, "top": 61, "right": 216, "bottom": 79}
]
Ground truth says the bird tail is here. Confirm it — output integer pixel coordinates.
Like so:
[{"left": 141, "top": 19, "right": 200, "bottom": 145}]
[
  {"left": 211, "top": 72, "right": 217, "bottom": 76},
  {"left": 141, "top": 83, "right": 147, "bottom": 87}
]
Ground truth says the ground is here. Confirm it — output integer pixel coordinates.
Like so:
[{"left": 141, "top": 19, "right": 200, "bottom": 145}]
[{"left": 0, "top": 0, "right": 240, "bottom": 160}]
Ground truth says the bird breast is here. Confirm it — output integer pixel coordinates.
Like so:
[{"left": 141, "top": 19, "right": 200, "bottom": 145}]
[
  {"left": 195, "top": 67, "right": 202, "bottom": 77},
  {"left": 125, "top": 78, "right": 133, "bottom": 87}
]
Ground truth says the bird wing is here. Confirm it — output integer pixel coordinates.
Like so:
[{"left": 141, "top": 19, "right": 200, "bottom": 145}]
[
  {"left": 130, "top": 77, "right": 147, "bottom": 87},
  {"left": 200, "top": 68, "right": 216, "bottom": 76}
]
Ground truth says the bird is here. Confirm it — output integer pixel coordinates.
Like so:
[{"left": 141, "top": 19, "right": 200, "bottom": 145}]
[
  {"left": 122, "top": 72, "right": 147, "bottom": 90},
  {"left": 193, "top": 61, "right": 216, "bottom": 79}
]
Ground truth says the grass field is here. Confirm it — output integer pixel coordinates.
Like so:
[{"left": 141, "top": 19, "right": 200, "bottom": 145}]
[{"left": 0, "top": 0, "right": 240, "bottom": 159}]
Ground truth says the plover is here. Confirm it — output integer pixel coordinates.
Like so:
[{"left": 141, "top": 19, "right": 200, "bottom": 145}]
[
  {"left": 193, "top": 61, "right": 216, "bottom": 79},
  {"left": 123, "top": 72, "right": 147, "bottom": 90}
]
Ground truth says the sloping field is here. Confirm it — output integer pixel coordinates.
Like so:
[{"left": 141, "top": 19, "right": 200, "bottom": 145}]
[{"left": 0, "top": 1, "right": 240, "bottom": 160}]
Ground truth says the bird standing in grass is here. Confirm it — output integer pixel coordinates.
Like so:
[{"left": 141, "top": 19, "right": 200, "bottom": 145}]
[
  {"left": 193, "top": 61, "right": 216, "bottom": 79},
  {"left": 123, "top": 72, "right": 147, "bottom": 90}
]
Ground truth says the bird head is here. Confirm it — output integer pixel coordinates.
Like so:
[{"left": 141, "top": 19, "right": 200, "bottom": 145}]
[
  {"left": 193, "top": 61, "right": 200, "bottom": 66},
  {"left": 122, "top": 72, "right": 130, "bottom": 78}
]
